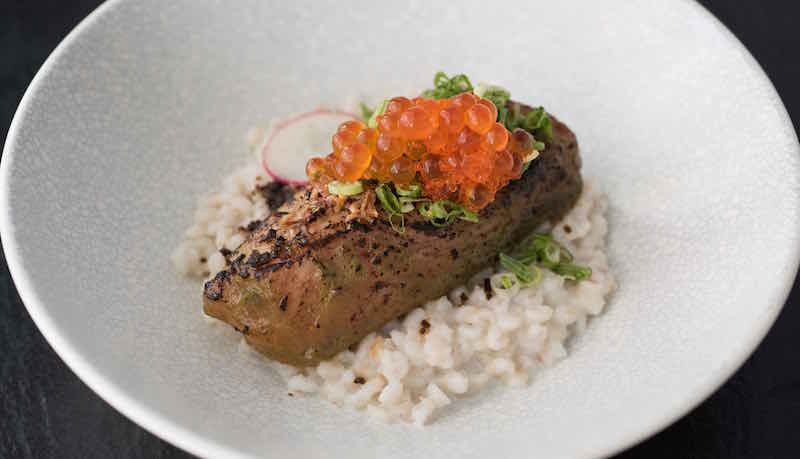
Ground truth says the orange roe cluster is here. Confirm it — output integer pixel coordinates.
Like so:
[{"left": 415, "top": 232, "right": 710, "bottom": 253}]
[{"left": 305, "top": 94, "right": 538, "bottom": 211}]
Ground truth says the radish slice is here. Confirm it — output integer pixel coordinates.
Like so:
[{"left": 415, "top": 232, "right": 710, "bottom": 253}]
[{"left": 261, "top": 108, "right": 359, "bottom": 185}]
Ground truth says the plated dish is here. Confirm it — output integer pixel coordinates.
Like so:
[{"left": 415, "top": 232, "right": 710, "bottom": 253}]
[
  {"left": 172, "top": 74, "right": 616, "bottom": 424},
  {"left": 2, "top": 1, "right": 798, "bottom": 457}
]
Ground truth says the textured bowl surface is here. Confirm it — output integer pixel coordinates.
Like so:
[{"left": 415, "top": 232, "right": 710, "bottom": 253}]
[{"left": 2, "top": 1, "right": 798, "bottom": 458}]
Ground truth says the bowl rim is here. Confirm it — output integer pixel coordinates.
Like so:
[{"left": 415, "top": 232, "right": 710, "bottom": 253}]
[{"left": 1, "top": 1, "right": 799, "bottom": 458}]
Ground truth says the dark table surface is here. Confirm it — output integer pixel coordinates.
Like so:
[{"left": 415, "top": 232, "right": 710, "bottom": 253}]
[{"left": 2, "top": 1, "right": 799, "bottom": 458}]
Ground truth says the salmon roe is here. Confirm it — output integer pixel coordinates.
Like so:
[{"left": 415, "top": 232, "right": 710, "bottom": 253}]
[{"left": 306, "top": 94, "right": 538, "bottom": 211}]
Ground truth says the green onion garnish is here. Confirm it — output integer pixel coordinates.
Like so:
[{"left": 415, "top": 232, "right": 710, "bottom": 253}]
[
  {"left": 516, "top": 234, "right": 574, "bottom": 265},
  {"left": 328, "top": 180, "right": 364, "bottom": 197},
  {"left": 375, "top": 183, "right": 476, "bottom": 233},
  {"left": 359, "top": 103, "right": 373, "bottom": 123},
  {"left": 395, "top": 183, "right": 421, "bottom": 198},
  {"left": 539, "top": 116, "right": 553, "bottom": 141},
  {"left": 375, "top": 183, "right": 405, "bottom": 233},
  {"left": 367, "top": 99, "right": 389, "bottom": 129},
  {"left": 387, "top": 213, "right": 405, "bottom": 233},
  {"left": 375, "top": 183, "right": 401, "bottom": 214},
  {"left": 550, "top": 263, "right": 592, "bottom": 281},
  {"left": 501, "top": 275, "right": 514, "bottom": 290},
  {"left": 398, "top": 195, "right": 429, "bottom": 214},
  {"left": 504, "top": 233, "right": 589, "bottom": 282},
  {"left": 398, "top": 196, "right": 427, "bottom": 206},
  {"left": 473, "top": 83, "right": 488, "bottom": 98},
  {"left": 459, "top": 210, "right": 479, "bottom": 223},
  {"left": 422, "top": 71, "right": 474, "bottom": 100},
  {"left": 418, "top": 200, "right": 478, "bottom": 227},
  {"left": 499, "top": 253, "right": 542, "bottom": 285},
  {"left": 532, "top": 235, "right": 561, "bottom": 264},
  {"left": 555, "top": 241, "right": 574, "bottom": 264},
  {"left": 481, "top": 85, "right": 510, "bottom": 122},
  {"left": 501, "top": 103, "right": 552, "bottom": 143}
]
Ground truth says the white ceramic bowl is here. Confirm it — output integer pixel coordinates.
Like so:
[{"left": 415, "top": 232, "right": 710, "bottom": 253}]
[{"left": 2, "top": 1, "right": 799, "bottom": 458}]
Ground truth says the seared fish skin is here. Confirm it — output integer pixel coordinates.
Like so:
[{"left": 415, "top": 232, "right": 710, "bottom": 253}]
[{"left": 204, "top": 109, "right": 582, "bottom": 366}]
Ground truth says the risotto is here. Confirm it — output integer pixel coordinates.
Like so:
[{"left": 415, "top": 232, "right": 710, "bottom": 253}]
[{"left": 171, "top": 121, "right": 615, "bottom": 425}]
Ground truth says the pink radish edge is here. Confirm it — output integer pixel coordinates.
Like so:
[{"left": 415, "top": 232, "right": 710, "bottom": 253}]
[{"left": 261, "top": 107, "right": 359, "bottom": 186}]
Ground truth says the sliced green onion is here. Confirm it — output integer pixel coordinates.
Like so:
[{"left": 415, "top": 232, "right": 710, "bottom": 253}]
[
  {"left": 517, "top": 234, "right": 569, "bottom": 266},
  {"left": 375, "top": 183, "right": 409, "bottom": 233},
  {"left": 423, "top": 71, "right": 474, "bottom": 100},
  {"left": 388, "top": 213, "right": 405, "bottom": 234},
  {"left": 501, "top": 102, "right": 551, "bottom": 146},
  {"left": 490, "top": 272, "right": 519, "bottom": 293},
  {"left": 516, "top": 253, "right": 538, "bottom": 265},
  {"left": 541, "top": 241, "right": 561, "bottom": 264},
  {"left": 367, "top": 99, "right": 389, "bottom": 129},
  {"left": 429, "top": 202, "right": 449, "bottom": 219},
  {"left": 395, "top": 183, "right": 421, "bottom": 198},
  {"left": 534, "top": 234, "right": 574, "bottom": 263},
  {"left": 328, "top": 180, "right": 363, "bottom": 196},
  {"left": 501, "top": 275, "right": 514, "bottom": 289},
  {"left": 451, "top": 74, "right": 473, "bottom": 93},
  {"left": 503, "top": 103, "right": 522, "bottom": 131},
  {"left": 497, "top": 106, "right": 508, "bottom": 126},
  {"left": 375, "top": 183, "right": 401, "bottom": 214},
  {"left": 459, "top": 208, "right": 479, "bottom": 223},
  {"left": 481, "top": 85, "right": 510, "bottom": 119},
  {"left": 418, "top": 202, "right": 443, "bottom": 219},
  {"left": 398, "top": 196, "right": 428, "bottom": 204},
  {"left": 539, "top": 116, "right": 553, "bottom": 141},
  {"left": 499, "top": 253, "right": 541, "bottom": 285},
  {"left": 550, "top": 263, "right": 592, "bottom": 281},
  {"left": 398, "top": 195, "right": 429, "bottom": 213},
  {"left": 418, "top": 202, "right": 451, "bottom": 227},
  {"left": 359, "top": 103, "right": 373, "bottom": 122},
  {"left": 523, "top": 107, "right": 547, "bottom": 130},
  {"left": 506, "top": 233, "right": 588, "bottom": 281},
  {"left": 511, "top": 103, "right": 522, "bottom": 121},
  {"left": 556, "top": 243, "right": 573, "bottom": 263},
  {"left": 473, "top": 82, "right": 488, "bottom": 98},
  {"left": 418, "top": 200, "right": 479, "bottom": 227},
  {"left": 417, "top": 202, "right": 432, "bottom": 216},
  {"left": 433, "top": 72, "right": 448, "bottom": 86}
]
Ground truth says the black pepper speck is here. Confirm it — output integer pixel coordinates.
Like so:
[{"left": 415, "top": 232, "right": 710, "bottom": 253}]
[
  {"left": 419, "top": 319, "right": 431, "bottom": 335},
  {"left": 483, "top": 278, "right": 494, "bottom": 299}
]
